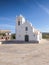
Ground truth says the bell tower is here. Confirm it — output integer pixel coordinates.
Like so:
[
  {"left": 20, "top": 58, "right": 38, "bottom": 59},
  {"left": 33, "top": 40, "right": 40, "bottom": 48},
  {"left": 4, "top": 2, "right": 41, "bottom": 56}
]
[{"left": 16, "top": 14, "right": 25, "bottom": 40}]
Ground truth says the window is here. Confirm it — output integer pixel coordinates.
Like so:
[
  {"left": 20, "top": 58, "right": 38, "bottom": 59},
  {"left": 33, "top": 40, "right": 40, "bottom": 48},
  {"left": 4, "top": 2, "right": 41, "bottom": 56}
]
[
  {"left": 25, "top": 27, "right": 28, "bottom": 31},
  {"left": 8, "top": 37, "right": 9, "bottom": 39},
  {"left": 33, "top": 34, "right": 35, "bottom": 37},
  {"left": 8, "top": 33, "right": 9, "bottom": 35},
  {"left": 1, "top": 37, "right": 3, "bottom": 39},
  {"left": 18, "top": 21, "right": 20, "bottom": 25}
]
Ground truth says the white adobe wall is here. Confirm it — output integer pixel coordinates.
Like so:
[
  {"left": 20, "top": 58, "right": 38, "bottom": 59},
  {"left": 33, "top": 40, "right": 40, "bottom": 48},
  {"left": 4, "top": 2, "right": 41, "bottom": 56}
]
[
  {"left": 16, "top": 20, "right": 38, "bottom": 41},
  {"left": 37, "top": 32, "right": 42, "bottom": 42}
]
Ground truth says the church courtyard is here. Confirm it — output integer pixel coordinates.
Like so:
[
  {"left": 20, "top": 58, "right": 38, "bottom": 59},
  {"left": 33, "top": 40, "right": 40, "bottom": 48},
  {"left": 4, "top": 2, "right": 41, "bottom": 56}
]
[{"left": 0, "top": 39, "right": 49, "bottom": 65}]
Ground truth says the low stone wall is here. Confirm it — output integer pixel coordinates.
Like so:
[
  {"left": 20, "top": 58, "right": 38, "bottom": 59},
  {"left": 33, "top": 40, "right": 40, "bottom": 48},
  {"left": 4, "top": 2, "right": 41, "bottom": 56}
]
[{"left": 2, "top": 40, "right": 39, "bottom": 44}]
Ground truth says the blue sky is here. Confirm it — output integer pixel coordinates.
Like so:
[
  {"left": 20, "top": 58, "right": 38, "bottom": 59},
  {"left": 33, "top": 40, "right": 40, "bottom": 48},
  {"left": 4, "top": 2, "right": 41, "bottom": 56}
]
[{"left": 0, "top": 0, "right": 49, "bottom": 33}]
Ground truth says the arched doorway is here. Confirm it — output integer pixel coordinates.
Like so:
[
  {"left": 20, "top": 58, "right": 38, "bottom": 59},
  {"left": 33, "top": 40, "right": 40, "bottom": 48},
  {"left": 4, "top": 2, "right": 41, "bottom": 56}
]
[{"left": 25, "top": 35, "right": 29, "bottom": 42}]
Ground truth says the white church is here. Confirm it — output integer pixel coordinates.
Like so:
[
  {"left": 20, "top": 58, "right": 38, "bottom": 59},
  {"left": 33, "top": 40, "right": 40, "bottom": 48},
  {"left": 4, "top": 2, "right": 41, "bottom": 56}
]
[{"left": 16, "top": 15, "right": 42, "bottom": 43}]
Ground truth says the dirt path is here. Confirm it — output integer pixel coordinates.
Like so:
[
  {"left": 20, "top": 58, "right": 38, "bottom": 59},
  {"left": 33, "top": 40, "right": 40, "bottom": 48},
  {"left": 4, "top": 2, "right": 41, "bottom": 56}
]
[{"left": 0, "top": 39, "right": 49, "bottom": 65}]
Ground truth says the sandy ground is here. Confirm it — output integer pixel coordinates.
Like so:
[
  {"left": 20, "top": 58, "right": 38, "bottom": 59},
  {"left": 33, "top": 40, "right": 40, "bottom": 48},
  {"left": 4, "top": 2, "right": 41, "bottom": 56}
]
[{"left": 0, "top": 39, "right": 49, "bottom": 65}]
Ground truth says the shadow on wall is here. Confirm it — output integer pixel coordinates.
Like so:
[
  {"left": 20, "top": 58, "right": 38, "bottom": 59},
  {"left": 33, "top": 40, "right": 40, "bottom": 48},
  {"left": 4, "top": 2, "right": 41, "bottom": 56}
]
[{"left": 2, "top": 40, "right": 39, "bottom": 44}]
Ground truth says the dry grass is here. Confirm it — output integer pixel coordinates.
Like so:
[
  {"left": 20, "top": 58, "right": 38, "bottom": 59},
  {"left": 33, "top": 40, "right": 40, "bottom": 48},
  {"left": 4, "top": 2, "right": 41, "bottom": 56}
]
[{"left": 0, "top": 39, "right": 49, "bottom": 65}]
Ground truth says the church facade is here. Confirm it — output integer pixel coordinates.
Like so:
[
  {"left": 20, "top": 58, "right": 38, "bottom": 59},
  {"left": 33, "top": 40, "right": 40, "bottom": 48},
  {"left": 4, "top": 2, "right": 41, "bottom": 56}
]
[{"left": 16, "top": 15, "right": 42, "bottom": 43}]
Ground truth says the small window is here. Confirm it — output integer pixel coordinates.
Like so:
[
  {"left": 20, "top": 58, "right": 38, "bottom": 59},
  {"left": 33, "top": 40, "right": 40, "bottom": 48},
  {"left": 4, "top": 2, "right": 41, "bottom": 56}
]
[
  {"left": 25, "top": 27, "right": 28, "bottom": 31},
  {"left": 6, "top": 37, "right": 8, "bottom": 40},
  {"left": 8, "top": 37, "right": 9, "bottom": 39},
  {"left": 18, "top": 21, "right": 20, "bottom": 25},
  {"left": 1, "top": 37, "right": 3, "bottom": 39},
  {"left": 33, "top": 34, "right": 35, "bottom": 37}
]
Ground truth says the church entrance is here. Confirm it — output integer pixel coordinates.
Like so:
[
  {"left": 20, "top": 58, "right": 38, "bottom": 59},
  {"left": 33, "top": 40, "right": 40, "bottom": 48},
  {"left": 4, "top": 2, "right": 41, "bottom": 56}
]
[{"left": 25, "top": 35, "right": 29, "bottom": 42}]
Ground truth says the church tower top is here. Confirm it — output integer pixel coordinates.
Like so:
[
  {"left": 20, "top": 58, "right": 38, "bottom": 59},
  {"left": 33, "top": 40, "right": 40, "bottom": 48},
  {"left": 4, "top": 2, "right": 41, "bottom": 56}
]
[
  {"left": 19, "top": 14, "right": 23, "bottom": 17},
  {"left": 16, "top": 14, "right": 25, "bottom": 24}
]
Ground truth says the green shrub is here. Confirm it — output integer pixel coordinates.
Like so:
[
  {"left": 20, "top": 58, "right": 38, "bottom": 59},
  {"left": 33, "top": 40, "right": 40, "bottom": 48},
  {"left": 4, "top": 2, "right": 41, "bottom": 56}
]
[
  {"left": 11, "top": 34, "right": 16, "bottom": 39},
  {"left": 42, "top": 33, "right": 49, "bottom": 39}
]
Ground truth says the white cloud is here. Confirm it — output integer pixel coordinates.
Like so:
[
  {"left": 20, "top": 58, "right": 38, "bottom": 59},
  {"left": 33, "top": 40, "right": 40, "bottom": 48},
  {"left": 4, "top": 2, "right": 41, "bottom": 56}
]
[
  {"left": 0, "top": 17, "right": 15, "bottom": 33},
  {"left": 0, "top": 17, "right": 15, "bottom": 21},
  {"left": 35, "top": 1, "right": 49, "bottom": 15},
  {"left": 0, "top": 24, "right": 15, "bottom": 29},
  {"left": 0, "top": 24, "right": 15, "bottom": 33}
]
